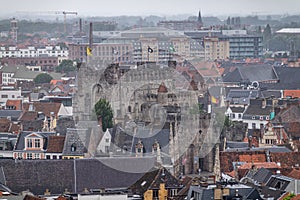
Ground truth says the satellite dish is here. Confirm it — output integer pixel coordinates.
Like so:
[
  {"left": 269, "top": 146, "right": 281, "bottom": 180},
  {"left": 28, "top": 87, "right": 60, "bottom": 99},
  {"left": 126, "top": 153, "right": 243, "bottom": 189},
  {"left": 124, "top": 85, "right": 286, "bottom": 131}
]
[{"left": 251, "top": 81, "right": 259, "bottom": 89}]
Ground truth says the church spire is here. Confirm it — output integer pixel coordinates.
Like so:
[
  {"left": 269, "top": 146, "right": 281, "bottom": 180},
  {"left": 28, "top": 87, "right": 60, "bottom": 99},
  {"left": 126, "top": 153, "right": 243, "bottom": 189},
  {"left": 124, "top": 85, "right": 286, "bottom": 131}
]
[{"left": 198, "top": 10, "right": 203, "bottom": 26}]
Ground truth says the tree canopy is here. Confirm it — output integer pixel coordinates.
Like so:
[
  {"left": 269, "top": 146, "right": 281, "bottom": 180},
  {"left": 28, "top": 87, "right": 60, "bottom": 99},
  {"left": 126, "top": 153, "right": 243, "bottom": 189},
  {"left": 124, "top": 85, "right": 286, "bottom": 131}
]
[
  {"left": 34, "top": 73, "right": 53, "bottom": 84},
  {"left": 94, "top": 99, "right": 114, "bottom": 132},
  {"left": 56, "top": 59, "right": 76, "bottom": 73}
]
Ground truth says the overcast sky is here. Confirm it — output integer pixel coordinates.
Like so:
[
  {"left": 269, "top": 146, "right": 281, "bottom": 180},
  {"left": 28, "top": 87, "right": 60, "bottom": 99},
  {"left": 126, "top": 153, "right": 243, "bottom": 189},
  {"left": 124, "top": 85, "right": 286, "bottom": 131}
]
[{"left": 0, "top": 0, "right": 299, "bottom": 17}]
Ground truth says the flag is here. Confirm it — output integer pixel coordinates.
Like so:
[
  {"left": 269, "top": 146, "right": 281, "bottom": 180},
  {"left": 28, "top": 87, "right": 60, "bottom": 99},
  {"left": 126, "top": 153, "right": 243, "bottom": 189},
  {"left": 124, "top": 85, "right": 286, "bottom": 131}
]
[
  {"left": 169, "top": 45, "right": 175, "bottom": 52},
  {"left": 211, "top": 96, "right": 218, "bottom": 104},
  {"left": 269, "top": 111, "right": 275, "bottom": 120},
  {"left": 86, "top": 47, "right": 92, "bottom": 56},
  {"left": 148, "top": 46, "right": 153, "bottom": 53}
]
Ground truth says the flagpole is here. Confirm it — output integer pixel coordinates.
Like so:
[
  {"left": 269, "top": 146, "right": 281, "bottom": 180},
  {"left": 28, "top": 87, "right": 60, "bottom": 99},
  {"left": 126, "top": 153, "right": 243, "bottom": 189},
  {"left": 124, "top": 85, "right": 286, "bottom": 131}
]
[{"left": 147, "top": 49, "right": 149, "bottom": 62}]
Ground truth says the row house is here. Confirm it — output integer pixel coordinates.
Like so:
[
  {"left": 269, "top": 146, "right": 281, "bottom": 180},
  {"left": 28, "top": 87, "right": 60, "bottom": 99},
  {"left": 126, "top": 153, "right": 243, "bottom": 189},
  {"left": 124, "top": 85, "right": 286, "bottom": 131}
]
[{"left": 242, "top": 99, "right": 272, "bottom": 130}]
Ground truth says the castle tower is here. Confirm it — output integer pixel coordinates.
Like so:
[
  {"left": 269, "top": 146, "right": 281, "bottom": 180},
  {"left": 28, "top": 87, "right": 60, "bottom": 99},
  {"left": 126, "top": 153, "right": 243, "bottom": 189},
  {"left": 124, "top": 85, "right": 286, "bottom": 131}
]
[{"left": 157, "top": 82, "right": 168, "bottom": 104}]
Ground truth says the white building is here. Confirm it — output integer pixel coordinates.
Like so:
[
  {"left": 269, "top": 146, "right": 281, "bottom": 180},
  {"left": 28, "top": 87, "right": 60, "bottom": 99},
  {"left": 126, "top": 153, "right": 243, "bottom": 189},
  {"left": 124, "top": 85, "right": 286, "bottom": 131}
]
[{"left": 0, "top": 45, "right": 68, "bottom": 58}]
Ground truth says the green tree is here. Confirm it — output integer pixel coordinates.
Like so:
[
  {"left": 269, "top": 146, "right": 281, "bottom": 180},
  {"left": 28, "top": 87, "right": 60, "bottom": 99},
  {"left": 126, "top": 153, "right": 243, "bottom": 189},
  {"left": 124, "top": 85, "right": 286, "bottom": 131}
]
[
  {"left": 94, "top": 99, "right": 114, "bottom": 132},
  {"left": 56, "top": 59, "right": 76, "bottom": 73},
  {"left": 34, "top": 73, "right": 53, "bottom": 84}
]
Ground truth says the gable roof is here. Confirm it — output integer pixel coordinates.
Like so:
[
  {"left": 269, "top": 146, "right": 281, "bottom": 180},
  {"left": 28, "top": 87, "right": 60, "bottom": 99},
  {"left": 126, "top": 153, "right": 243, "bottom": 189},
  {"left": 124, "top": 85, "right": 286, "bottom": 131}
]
[
  {"left": 62, "top": 128, "right": 87, "bottom": 156},
  {"left": 129, "top": 166, "right": 181, "bottom": 195}
]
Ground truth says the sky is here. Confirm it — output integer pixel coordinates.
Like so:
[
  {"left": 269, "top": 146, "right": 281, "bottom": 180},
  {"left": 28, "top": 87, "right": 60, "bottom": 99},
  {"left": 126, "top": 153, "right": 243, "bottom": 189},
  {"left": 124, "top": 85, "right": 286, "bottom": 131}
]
[{"left": 0, "top": 0, "right": 300, "bottom": 17}]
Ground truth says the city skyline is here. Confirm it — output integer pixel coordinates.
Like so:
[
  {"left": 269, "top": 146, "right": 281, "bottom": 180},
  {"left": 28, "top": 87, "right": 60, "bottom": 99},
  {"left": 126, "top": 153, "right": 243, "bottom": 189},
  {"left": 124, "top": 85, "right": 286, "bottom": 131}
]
[{"left": 0, "top": 0, "right": 299, "bottom": 18}]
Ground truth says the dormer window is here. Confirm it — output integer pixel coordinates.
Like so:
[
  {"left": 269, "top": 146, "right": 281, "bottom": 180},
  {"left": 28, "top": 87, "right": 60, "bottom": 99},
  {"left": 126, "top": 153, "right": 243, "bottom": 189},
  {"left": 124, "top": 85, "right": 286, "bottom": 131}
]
[{"left": 71, "top": 143, "right": 77, "bottom": 152}]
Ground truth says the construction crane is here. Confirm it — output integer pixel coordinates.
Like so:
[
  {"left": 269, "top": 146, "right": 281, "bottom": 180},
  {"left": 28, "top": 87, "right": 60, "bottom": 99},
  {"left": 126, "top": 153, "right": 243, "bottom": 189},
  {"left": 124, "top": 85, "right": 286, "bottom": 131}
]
[{"left": 62, "top": 11, "right": 78, "bottom": 33}]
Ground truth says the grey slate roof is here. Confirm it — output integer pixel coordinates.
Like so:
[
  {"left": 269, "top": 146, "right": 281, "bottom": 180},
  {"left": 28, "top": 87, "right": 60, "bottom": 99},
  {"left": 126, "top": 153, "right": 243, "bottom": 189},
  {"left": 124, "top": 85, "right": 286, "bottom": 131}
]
[
  {"left": 0, "top": 157, "right": 155, "bottom": 195},
  {"left": 230, "top": 106, "right": 245, "bottom": 113},
  {"left": 258, "top": 67, "right": 300, "bottom": 90},
  {"left": 222, "top": 64, "right": 278, "bottom": 83},
  {"left": 246, "top": 167, "right": 273, "bottom": 184},
  {"left": 0, "top": 110, "right": 22, "bottom": 121},
  {"left": 226, "top": 141, "right": 248, "bottom": 149},
  {"left": 62, "top": 128, "right": 87, "bottom": 156}
]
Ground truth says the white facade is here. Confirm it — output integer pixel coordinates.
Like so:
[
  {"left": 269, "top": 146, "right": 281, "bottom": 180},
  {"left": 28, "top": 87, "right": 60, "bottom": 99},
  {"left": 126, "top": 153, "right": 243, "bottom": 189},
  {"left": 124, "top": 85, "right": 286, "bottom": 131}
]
[
  {"left": 0, "top": 46, "right": 68, "bottom": 58},
  {"left": 2, "top": 72, "right": 16, "bottom": 85},
  {"left": 243, "top": 118, "right": 269, "bottom": 130},
  {"left": 98, "top": 129, "right": 111, "bottom": 154},
  {"left": 0, "top": 88, "right": 22, "bottom": 107}
]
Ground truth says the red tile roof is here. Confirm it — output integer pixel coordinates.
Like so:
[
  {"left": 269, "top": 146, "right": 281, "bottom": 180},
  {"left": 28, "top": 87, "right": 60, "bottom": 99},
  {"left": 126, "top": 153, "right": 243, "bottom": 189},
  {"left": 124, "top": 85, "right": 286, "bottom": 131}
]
[
  {"left": 270, "top": 152, "right": 300, "bottom": 168},
  {"left": 158, "top": 82, "right": 168, "bottom": 93},
  {"left": 19, "top": 111, "right": 38, "bottom": 121},
  {"left": 47, "top": 135, "right": 65, "bottom": 153},
  {"left": 238, "top": 162, "right": 281, "bottom": 170},
  {"left": 6, "top": 99, "right": 22, "bottom": 110},
  {"left": 23, "top": 102, "right": 61, "bottom": 117},
  {"left": 286, "top": 168, "right": 300, "bottom": 179},
  {"left": 284, "top": 90, "right": 300, "bottom": 98},
  {"left": 0, "top": 118, "right": 10, "bottom": 132}
]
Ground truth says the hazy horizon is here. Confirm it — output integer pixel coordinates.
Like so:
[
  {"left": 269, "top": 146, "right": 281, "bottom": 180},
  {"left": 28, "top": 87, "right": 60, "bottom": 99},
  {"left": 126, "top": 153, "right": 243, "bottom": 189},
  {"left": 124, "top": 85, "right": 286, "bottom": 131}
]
[{"left": 0, "top": 0, "right": 299, "bottom": 19}]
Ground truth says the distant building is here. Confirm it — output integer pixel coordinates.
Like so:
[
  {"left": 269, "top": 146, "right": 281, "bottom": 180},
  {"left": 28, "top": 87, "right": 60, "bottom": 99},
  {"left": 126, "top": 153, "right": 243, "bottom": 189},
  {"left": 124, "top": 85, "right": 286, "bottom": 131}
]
[
  {"left": 203, "top": 36, "right": 229, "bottom": 60},
  {"left": 157, "top": 10, "right": 203, "bottom": 31},
  {"left": 0, "top": 45, "right": 68, "bottom": 58},
  {"left": 221, "top": 30, "right": 263, "bottom": 59}
]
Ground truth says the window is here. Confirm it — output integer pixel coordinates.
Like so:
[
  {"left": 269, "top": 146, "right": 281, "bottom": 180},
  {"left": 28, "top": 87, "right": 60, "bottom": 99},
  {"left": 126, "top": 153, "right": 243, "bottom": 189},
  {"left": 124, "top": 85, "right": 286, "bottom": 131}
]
[
  {"left": 27, "top": 139, "right": 33, "bottom": 148},
  {"left": 252, "top": 123, "right": 256, "bottom": 129},
  {"left": 46, "top": 155, "right": 50, "bottom": 159},
  {"left": 17, "top": 153, "right": 22, "bottom": 159},
  {"left": 34, "top": 153, "right": 40, "bottom": 159},
  {"left": 153, "top": 190, "right": 159, "bottom": 198},
  {"left": 238, "top": 114, "right": 242, "bottom": 119},
  {"left": 105, "top": 146, "right": 109, "bottom": 153},
  {"left": 71, "top": 143, "right": 77, "bottom": 152},
  {"left": 1, "top": 95, "right": 8, "bottom": 98},
  {"left": 105, "top": 138, "right": 109, "bottom": 143},
  {"left": 53, "top": 155, "right": 57, "bottom": 159},
  {"left": 27, "top": 153, "right": 32, "bottom": 159},
  {"left": 231, "top": 113, "right": 235, "bottom": 119},
  {"left": 34, "top": 139, "right": 40, "bottom": 148}
]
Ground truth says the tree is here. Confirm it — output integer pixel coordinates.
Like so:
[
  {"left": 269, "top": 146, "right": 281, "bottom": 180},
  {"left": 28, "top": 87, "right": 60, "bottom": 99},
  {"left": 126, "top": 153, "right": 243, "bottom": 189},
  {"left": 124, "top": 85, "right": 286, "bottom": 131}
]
[
  {"left": 263, "top": 24, "right": 272, "bottom": 49},
  {"left": 34, "top": 73, "right": 53, "bottom": 84},
  {"left": 94, "top": 99, "right": 114, "bottom": 132},
  {"left": 56, "top": 59, "right": 76, "bottom": 73}
]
